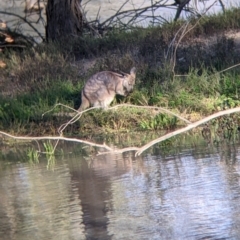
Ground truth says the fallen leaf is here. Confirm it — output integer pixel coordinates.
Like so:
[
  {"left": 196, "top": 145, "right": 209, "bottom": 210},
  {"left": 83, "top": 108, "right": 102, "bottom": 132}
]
[
  {"left": 0, "top": 60, "right": 6, "bottom": 68},
  {"left": 0, "top": 22, "right": 7, "bottom": 29},
  {"left": 5, "top": 36, "right": 14, "bottom": 43}
]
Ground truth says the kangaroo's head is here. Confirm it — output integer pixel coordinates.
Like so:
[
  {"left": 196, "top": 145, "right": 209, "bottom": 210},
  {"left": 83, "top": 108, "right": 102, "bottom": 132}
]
[{"left": 123, "top": 67, "right": 136, "bottom": 94}]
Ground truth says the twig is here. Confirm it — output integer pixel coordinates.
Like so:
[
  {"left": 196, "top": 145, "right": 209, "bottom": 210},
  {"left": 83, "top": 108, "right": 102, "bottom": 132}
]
[
  {"left": 169, "top": 0, "right": 218, "bottom": 73},
  {"left": 173, "top": 62, "right": 240, "bottom": 79},
  {"left": 42, "top": 103, "right": 77, "bottom": 117},
  {"left": 171, "top": 21, "right": 189, "bottom": 72},
  {"left": 58, "top": 112, "right": 82, "bottom": 134},
  {"left": 166, "top": 22, "right": 186, "bottom": 60},
  {"left": 43, "top": 102, "right": 191, "bottom": 126},
  {"left": 99, "top": 2, "right": 172, "bottom": 29},
  {"left": 42, "top": 103, "right": 102, "bottom": 134},
  {"left": 217, "top": 63, "right": 240, "bottom": 74},
  {"left": 80, "top": 5, "right": 102, "bottom": 37},
  {"left": 0, "top": 11, "right": 44, "bottom": 42},
  {"left": 107, "top": 104, "right": 192, "bottom": 124},
  {"left": 218, "top": 0, "right": 225, "bottom": 12}
]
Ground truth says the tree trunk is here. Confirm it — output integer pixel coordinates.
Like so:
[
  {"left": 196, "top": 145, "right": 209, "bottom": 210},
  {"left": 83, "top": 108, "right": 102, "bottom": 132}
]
[
  {"left": 174, "top": 0, "right": 191, "bottom": 21},
  {"left": 46, "top": 0, "right": 83, "bottom": 41}
]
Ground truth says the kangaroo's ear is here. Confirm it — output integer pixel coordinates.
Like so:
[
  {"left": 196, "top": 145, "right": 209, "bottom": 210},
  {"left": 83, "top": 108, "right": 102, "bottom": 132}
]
[{"left": 130, "top": 67, "right": 136, "bottom": 76}]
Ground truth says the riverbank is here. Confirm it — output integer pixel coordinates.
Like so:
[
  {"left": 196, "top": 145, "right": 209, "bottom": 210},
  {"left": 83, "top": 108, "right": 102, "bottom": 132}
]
[{"left": 1, "top": 7, "right": 240, "bottom": 137}]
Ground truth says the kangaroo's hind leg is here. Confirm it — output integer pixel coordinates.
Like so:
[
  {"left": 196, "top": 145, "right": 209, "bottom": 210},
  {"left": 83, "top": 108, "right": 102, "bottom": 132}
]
[{"left": 94, "top": 88, "right": 115, "bottom": 109}]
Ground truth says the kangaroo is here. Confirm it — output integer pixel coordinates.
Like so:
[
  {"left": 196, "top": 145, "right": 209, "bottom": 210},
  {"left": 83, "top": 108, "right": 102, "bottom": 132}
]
[{"left": 78, "top": 67, "right": 136, "bottom": 111}]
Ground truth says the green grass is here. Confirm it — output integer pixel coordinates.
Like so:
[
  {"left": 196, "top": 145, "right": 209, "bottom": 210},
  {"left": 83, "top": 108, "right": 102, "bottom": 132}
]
[
  {"left": 1, "top": 62, "right": 240, "bottom": 134},
  {"left": 1, "top": 7, "right": 240, "bottom": 135},
  {"left": 0, "top": 79, "right": 83, "bottom": 134}
]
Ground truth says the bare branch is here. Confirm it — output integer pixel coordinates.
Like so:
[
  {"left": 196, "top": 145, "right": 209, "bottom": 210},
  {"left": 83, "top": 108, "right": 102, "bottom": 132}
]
[
  {"left": 135, "top": 107, "right": 240, "bottom": 156},
  {"left": 42, "top": 103, "right": 77, "bottom": 117},
  {"left": 108, "top": 104, "right": 192, "bottom": 124},
  {"left": 218, "top": 0, "right": 225, "bottom": 12},
  {"left": 216, "top": 63, "right": 240, "bottom": 74},
  {"left": 0, "top": 130, "right": 114, "bottom": 152},
  {"left": 1, "top": 107, "right": 240, "bottom": 157},
  {"left": 0, "top": 10, "right": 44, "bottom": 42},
  {"left": 97, "top": 1, "right": 173, "bottom": 30},
  {"left": 168, "top": 0, "right": 219, "bottom": 73}
]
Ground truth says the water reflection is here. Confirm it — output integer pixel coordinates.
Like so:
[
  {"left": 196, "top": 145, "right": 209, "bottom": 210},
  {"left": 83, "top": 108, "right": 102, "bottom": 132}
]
[
  {"left": 0, "top": 160, "right": 85, "bottom": 239},
  {"left": 1, "top": 141, "right": 240, "bottom": 239}
]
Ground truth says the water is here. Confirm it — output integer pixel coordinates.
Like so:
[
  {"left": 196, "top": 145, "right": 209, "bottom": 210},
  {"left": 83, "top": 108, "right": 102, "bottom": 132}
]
[
  {"left": 1, "top": 139, "right": 240, "bottom": 239},
  {"left": 0, "top": 0, "right": 239, "bottom": 42}
]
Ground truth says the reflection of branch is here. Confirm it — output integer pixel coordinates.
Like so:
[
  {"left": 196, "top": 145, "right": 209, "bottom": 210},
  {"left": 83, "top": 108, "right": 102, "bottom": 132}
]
[{"left": 0, "top": 11, "right": 44, "bottom": 42}]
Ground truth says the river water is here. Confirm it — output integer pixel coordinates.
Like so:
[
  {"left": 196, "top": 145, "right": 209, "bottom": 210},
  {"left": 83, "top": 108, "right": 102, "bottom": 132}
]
[
  {"left": 1, "top": 136, "right": 240, "bottom": 239},
  {"left": 0, "top": 0, "right": 239, "bottom": 42}
]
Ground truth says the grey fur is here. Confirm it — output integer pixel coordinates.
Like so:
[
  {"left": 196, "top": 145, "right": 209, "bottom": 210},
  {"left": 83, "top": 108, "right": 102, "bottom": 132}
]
[{"left": 78, "top": 67, "right": 136, "bottom": 111}]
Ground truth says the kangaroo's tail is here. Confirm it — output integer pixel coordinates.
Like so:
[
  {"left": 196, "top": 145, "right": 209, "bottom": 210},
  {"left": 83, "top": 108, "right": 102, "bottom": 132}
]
[{"left": 78, "top": 90, "right": 90, "bottom": 112}]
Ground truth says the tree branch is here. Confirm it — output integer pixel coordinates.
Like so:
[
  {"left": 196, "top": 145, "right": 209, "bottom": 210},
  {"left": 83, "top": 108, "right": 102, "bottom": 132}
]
[
  {"left": 2, "top": 106, "right": 240, "bottom": 157},
  {"left": 0, "top": 130, "right": 114, "bottom": 152},
  {"left": 135, "top": 107, "right": 240, "bottom": 156},
  {"left": 0, "top": 11, "right": 44, "bottom": 42},
  {"left": 168, "top": 0, "right": 219, "bottom": 73},
  {"left": 108, "top": 104, "right": 192, "bottom": 124}
]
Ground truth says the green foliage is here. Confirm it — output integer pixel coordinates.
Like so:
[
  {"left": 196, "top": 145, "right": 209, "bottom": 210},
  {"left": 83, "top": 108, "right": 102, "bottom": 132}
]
[
  {"left": 27, "top": 148, "right": 39, "bottom": 164},
  {"left": 220, "top": 74, "right": 240, "bottom": 98},
  {"left": 183, "top": 68, "right": 220, "bottom": 96},
  {"left": 43, "top": 141, "right": 56, "bottom": 170},
  {"left": 199, "top": 7, "right": 240, "bottom": 32},
  {"left": 0, "top": 80, "right": 80, "bottom": 129},
  {"left": 169, "top": 90, "right": 200, "bottom": 110},
  {"left": 215, "top": 96, "right": 240, "bottom": 110},
  {"left": 148, "top": 93, "right": 168, "bottom": 106},
  {"left": 1, "top": 7, "right": 240, "bottom": 135},
  {"left": 43, "top": 141, "right": 54, "bottom": 154},
  {"left": 140, "top": 113, "right": 178, "bottom": 130},
  {"left": 79, "top": 107, "right": 150, "bottom": 133},
  {"left": 128, "top": 90, "right": 150, "bottom": 106}
]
